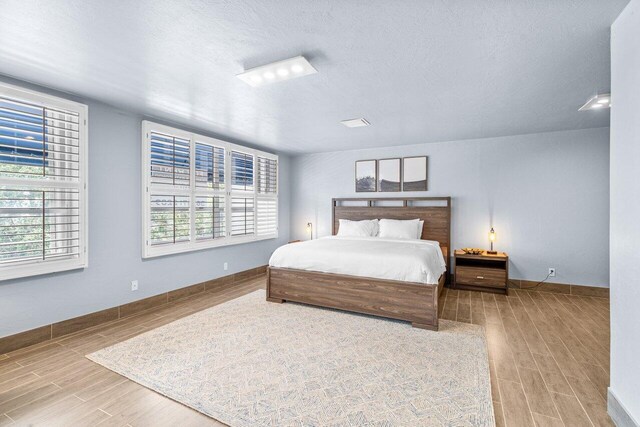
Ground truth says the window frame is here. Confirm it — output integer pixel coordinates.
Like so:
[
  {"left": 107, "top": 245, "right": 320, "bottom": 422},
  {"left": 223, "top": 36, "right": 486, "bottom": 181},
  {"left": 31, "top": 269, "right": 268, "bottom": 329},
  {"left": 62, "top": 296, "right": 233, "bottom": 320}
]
[
  {"left": 141, "top": 121, "right": 278, "bottom": 259},
  {"left": 0, "top": 82, "right": 89, "bottom": 281}
]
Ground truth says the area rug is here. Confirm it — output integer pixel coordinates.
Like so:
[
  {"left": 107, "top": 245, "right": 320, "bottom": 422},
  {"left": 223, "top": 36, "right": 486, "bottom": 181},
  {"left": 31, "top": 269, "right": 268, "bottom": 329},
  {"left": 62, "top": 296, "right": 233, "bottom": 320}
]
[{"left": 87, "top": 290, "right": 494, "bottom": 426}]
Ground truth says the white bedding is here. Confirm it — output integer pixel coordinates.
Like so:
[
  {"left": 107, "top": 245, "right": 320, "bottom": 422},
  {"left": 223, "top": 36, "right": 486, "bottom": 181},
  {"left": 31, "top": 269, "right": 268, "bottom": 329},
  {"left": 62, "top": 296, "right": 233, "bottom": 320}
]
[{"left": 269, "top": 236, "right": 447, "bottom": 285}]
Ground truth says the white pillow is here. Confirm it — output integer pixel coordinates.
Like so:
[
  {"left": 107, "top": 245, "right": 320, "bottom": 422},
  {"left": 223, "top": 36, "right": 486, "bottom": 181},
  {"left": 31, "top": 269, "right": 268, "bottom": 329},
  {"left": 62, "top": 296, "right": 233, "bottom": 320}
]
[
  {"left": 378, "top": 219, "right": 421, "bottom": 240},
  {"left": 416, "top": 220, "right": 425, "bottom": 239},
  {"left": 337, "top": 219, "right": 378, "bottom": 237}
]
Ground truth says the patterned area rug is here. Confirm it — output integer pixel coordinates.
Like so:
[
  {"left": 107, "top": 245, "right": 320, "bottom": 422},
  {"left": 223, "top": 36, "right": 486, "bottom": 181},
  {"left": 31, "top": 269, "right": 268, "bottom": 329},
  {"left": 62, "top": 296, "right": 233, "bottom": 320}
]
[{"left": 87, "top": 290, "right": 494, "bottom": 426}]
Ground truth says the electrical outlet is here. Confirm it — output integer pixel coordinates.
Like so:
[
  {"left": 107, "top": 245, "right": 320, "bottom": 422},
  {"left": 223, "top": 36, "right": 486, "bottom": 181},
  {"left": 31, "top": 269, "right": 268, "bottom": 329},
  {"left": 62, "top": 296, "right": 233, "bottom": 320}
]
[
  {"left": 223, "top": 262, "right": 228, "bottom": 271},
  {"left": 548, "top": 268, "right": 556, "bottom": 277},
  {"left": 131, "top": 280, "right": 139, "bottom": 291}
]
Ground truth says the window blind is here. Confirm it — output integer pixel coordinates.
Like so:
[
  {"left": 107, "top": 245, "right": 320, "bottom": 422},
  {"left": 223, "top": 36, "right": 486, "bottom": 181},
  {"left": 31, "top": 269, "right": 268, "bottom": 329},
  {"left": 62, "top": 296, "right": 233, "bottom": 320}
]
[
  {"left": 195, "top": 143, "right": 224, "bottom": 190},
  {"left": 231, "top": 197, "right": 254, "bottom": 236},
  {"left": 142, "top": 121, "right": 277, "bottom": 258},
  {"left": 256, "top": 155, "right": 277, "bottom": 236},
  {"left": 150, "top": 132, "right": 190, "bottom": 186},
  {"left": 231, "top": 151, "right": 253, "bottom": 192},
  {"left": 0, "top": 97, "right": 80, "bottom": 180},
  {"left": 257, "top": 156, "right": 277, "bottom": 194},
  {"left": 149, "top": 195, "right": 190, "bottom": 245},
  {"left": 256, "top": 198, "right": 277, "bottom": 236},
  {"left": 195, "top": 196, "right": 225, "bottom": 240},
  {"left": 0, "top": 188, "right": 80, "bottom": 264},
  {"left": 0, "top": 83, "right": 88, "bottom": 280}
]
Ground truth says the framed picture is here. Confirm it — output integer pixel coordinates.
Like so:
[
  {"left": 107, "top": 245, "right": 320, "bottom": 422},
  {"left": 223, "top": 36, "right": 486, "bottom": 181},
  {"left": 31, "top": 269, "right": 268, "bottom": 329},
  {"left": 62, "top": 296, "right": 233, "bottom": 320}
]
[
  {"left": 355, "top": 160, "right": 377, "bottom": 192},
  {"left": 378, "top": 158, "right": 401, "bottom": 192},
  {"left": 402, "top": 156, "right": 428, "bottom": 191}
]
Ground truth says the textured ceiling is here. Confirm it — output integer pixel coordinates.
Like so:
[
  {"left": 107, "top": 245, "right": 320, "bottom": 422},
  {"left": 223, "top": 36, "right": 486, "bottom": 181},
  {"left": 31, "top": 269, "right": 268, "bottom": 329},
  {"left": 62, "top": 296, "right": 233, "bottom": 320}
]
[{"left": 0, "top": 0, "right": 628, "bottom": 154}]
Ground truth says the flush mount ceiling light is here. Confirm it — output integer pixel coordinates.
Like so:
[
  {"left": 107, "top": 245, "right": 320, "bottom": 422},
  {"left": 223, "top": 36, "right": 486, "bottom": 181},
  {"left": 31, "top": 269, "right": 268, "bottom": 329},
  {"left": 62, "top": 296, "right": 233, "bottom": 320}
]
[
  {"left": 237, "top": 56, "right": 317, "bottom": 87},
  {"left": 340, "top": 118, "right": 371, "bottom": 128},
  {"left": 579, "top": 93, "right": 611, "bottom": 111}
]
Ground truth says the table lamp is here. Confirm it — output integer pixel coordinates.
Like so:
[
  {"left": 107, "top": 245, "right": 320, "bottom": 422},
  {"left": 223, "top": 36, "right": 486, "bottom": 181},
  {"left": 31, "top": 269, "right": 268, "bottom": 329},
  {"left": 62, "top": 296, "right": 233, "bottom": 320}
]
[{"left": 487, "top": 227, "right": 497, "bottom": 255}]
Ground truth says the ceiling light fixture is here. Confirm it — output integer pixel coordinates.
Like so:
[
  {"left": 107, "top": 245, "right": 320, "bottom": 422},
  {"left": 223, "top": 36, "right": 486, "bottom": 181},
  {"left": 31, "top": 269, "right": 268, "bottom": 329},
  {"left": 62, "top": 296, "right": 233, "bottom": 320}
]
[
  {"left": 579, "top": 93, "right": 611, "bottom": 111},
  {"left": 237, "top": 55, "right": 317, "bottom": 87},
  {"left": 341, "top": 118, "right": 371, "bottom": 128}
]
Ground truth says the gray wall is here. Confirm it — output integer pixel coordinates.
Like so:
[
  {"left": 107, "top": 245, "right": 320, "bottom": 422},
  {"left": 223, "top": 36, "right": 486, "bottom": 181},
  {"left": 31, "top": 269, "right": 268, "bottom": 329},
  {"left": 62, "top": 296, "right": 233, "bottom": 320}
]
[
  {"left": 289, "top": 128, "right": 610, "bottom": 287},
  {"left": 0, "top": 78, "right": 291, "bottom": 338},
  {"left": 610, "top": 0, "right": 640, "bottom": 423}
]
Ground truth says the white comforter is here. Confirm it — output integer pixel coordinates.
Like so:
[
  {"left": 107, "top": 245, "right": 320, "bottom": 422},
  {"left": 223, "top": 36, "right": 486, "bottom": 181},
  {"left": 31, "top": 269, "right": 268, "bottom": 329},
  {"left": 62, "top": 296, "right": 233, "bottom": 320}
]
[{"left": 269, "top": 236, "right": 446, "bottom": 285}]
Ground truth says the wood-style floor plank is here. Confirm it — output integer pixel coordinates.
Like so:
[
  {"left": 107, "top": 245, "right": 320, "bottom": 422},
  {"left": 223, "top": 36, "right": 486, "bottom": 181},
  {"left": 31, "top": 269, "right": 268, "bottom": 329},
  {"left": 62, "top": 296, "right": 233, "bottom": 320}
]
[
  {"left": 499, "top": 379, "right": 535, "bottom": 427},
  {"left": 518, "top": 368, "right": 559, "bottom": 419},
  {"left": 0, "top": 277, "right": 611, "bottom": 426},
  {"left": 493, "top": 401, "right": 506, "bottom": 427},
  {"left": 532, "top": 353, "right": 574, "bottom": 396},
  {"left": 565, "top": 375, "right": 613, "bottom": 427},
  {"left": 533, "top": 412, "right": 566, "bottom": 427},
  {"left": 0, "top": 414, "right": 13, "bottom": 427},
  {"left": 580, "top": 363, "right": 609, "bottom": 401},
  {"left": 551, "top": 391, "right": 594, "bottom": 427},
  {"left": 485, "top": 322, "right": 521, "bottom": 382}
]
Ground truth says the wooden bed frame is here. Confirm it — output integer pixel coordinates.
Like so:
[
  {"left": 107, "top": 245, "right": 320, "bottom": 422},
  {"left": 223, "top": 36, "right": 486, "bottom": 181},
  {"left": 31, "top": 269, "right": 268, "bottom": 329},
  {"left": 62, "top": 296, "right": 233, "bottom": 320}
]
[{"left": 267, "top": 197, "right": 451, "bottom": 331}]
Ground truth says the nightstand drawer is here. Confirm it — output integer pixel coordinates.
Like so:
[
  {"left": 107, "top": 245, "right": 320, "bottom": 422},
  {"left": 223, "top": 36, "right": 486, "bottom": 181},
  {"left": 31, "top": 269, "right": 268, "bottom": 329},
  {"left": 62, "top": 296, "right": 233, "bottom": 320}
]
[{"left": 456, "top": 266, "right": 506, "bottom": 288}]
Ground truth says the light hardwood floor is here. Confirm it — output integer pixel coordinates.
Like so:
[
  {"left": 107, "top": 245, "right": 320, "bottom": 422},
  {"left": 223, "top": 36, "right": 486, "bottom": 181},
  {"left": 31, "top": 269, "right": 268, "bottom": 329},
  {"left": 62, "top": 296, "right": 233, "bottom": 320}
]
[
  {"left": 439, "top": 287, "right": 612, "bottom": 427},
  {"left": 0, "top": 277, "right": 611, "bottom": 426}
]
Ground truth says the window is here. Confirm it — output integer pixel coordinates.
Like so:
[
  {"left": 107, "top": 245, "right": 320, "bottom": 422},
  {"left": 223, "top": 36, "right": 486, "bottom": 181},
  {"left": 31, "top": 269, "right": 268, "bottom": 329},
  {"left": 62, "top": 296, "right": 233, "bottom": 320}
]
[
  {"left": 142, "top": 121, "right": 278, "bottom": 258},
  {"left": 0, "top": 82, "right": 88, "bottom": 281}
]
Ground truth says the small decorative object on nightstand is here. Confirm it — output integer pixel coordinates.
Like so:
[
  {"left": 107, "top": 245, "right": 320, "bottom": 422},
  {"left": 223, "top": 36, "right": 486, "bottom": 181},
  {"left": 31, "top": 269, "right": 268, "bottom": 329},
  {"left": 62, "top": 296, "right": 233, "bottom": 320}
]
[{"left": 454, "top": 250, "right": 509, "bottom": 295}]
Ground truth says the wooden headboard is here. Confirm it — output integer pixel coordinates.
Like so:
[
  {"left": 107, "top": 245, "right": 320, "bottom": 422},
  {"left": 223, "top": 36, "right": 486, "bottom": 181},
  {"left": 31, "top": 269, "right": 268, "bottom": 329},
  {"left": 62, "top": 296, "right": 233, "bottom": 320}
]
[{"left": 332, "top": 197, "right": 451, "bottom": 265}]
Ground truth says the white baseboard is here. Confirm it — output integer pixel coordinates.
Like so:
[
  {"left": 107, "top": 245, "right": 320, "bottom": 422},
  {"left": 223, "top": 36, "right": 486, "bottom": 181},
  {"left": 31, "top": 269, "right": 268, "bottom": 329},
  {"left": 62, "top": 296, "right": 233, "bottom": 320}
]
[{"left": 609, "top": 388, "right": 639, "bottom": 427}]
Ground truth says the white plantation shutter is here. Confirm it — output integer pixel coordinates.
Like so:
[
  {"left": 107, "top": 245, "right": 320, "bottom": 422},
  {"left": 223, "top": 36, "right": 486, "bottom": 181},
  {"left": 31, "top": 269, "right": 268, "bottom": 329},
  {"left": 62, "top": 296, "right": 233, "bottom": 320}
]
[
  {"left": 150, "top": 132, "right": 190, "bottom": 186},
  {"left": 1, "top": 189, "right": 81, "bottom": 262},
  {"left": 231, "top": 197, "right": 254, "bottom": 236},
  {"left": 230, "top": 151, "right": 253, "bottom": 192},
  {"left": 257, "top": 156, "right": 277, "bottom": 194},
  {"left": 195, "top": 143, "right": 224, "bottom": 190},
  {"left": 142, "top": 122, "right": 277, "bottom": 258},
  {"left": 194, "top": 139, "right": 226, "bottom": 243},
  {"left": 195, "top": 196, "right": 225, "bottom": 240},
  {"left": 0, "top": 83, "right": 88, "bottom": 281},
  {"left": 149, "top": 195, "right": 190, "bottom": 245},
  {"left": 145, "top": 126, "right": 192, "bottom": 253},
  {"left": 229, "top": 150, "right": 255, "bottom": 238},
  {"left": 256, "top": 155, "right": 278, "bottom": 236},
  {"left": 256, "top": 198, "right": 277, "bottom": 236}
]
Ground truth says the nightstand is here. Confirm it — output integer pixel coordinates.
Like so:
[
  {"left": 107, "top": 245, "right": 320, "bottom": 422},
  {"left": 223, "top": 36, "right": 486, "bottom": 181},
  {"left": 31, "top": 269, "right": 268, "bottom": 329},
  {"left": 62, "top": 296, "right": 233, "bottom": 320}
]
[
  {"left": 453, "top": 250, "right": 509, "bottom": 295},
  {"left": 288, "top": 240, "right": 302, "bottom": 244}
]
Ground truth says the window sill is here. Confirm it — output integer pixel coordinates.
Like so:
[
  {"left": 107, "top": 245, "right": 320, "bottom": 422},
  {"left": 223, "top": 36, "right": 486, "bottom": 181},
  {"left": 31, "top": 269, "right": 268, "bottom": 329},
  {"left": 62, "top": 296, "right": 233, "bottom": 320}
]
[
  {"left": 142, "top": 233, "right": 278, "bottom": 259},
  {"left": 0, "top": 257, "right": 87, "bottom": 281}
]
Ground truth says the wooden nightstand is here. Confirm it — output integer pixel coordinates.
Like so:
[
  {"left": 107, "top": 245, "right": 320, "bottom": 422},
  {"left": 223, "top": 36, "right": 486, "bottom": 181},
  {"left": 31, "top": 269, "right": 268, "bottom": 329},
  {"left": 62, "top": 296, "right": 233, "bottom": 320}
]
[
  {"left": 288, "top": 240, "right": 302, "bottom": 244},
  {"left": 453, "top": 250, "right": 509, "bottom": 295}
]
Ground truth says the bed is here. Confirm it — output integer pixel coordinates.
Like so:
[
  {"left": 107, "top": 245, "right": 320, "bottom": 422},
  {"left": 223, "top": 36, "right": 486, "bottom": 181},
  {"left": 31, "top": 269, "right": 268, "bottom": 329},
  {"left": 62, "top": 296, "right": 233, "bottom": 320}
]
[{"left": 266, "top": 197, "right": 451, "bottom": 331}]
